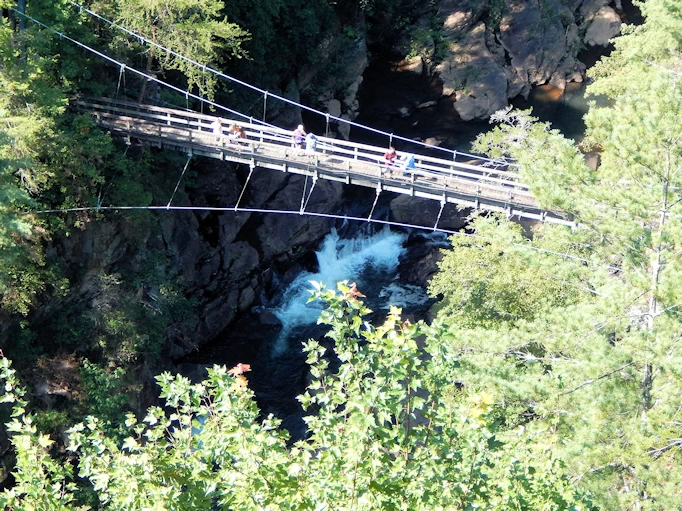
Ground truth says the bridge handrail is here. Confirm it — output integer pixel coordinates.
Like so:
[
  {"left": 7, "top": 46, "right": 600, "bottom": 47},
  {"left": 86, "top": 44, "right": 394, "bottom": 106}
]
[
  {"left": 72, "top": 98, "right": 526, "bottom": 188},
  {"left": 76, "top": 97, "right": 518, "bottom": 176},
  {"left": 73, "top": 99, "right": 534, "bottom": 196},
  {"left": 79, "top": 109, "right": 532, "bottom": 196},
  {"left": 88, "top": 114, "right": 537, "bottom": 200}
]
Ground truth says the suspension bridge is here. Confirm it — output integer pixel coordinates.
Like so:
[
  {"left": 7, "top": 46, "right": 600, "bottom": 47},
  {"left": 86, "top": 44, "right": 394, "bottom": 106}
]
[
  {"left": 71, "top": 97, "right": 572, "bottom": 226},
  {"left": 12, "top": 3, "right": 574, "bottom": 228}
]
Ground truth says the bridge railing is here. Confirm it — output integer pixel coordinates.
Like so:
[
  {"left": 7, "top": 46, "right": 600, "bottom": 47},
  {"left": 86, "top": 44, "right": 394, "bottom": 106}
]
[
  {"left": 72, "top": 97, "right": 528, "bottom": 190},
  {"left": 72, "top": 98, "right": 534, "bottom": 204}
]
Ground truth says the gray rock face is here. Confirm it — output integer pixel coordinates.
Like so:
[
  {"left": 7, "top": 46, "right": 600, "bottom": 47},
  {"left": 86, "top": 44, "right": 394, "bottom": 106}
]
[
  {"left": 35, "top": 156, "right": 344, "bottom": 362},
  {"left": 389, "top": 195, "right": 470, "bottom": 231},
  {"left": 299, "top": 23, "right": 369, "bottom": 140},
  {"left": 437, "top": 22, "right": 509, "bottom": 121},
  {"left": 430, "top": 0, "right": 622, "bottom": 119},
  {"left": 498, "top": 0, "right": 572, "bottom": 88},
  {"left": 584, "top": 6, "right": 622, "bottom": 46}
]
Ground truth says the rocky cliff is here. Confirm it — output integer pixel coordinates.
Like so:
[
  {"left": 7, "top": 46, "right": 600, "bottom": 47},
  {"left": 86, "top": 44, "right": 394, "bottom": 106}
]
[
  {"left": 25, "top": 153, "right": 343, "bottom": 366},
  {"left": 402, "top": 0, "right": 624, "bottom": 120}
]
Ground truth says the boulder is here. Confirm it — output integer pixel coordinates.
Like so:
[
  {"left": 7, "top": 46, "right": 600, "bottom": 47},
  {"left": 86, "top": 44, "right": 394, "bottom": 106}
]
[
  {"left": 304, "top": 29, "right": 369, "bottom": 139},
  {"left": 238, "top": 286, "right": 256, "bottom": 312},
  {"left": 437, "top": 22, "right": 510, "bottom": 121},
  {"left": 389, "top": 195, "right": 469, "bottom": 231},
  {"left": 584, "top": 7, "right": 622, "bottom": 47},
  {"left": 337, "top": 114, "right": 352, "bottom": 141},
  {"left": 396, "top": 56, "right": 424, "bottom": 75},
  {"left": 432, "top": 0, "right": 589, "bottom": 119},
  {"left": 259, "top": 308, "right": 282, "bottom": 326},
  {"left": 326, "top": 98, "right": 342, "bottom": 118},
  {"left": 498, "top": 0, "right": 569, "bottom": 88},
  {"left": 223, "top": 241, "right": 259, "bottom": 277},
  {"left": 255, "top": 178, "right": 343, "bottom": 260},
  {"left": 202, "top": 290, "right": 238, "bottom": 338},
  {"left": 398, "top": 239, "right": 445, "bottom": 285}
]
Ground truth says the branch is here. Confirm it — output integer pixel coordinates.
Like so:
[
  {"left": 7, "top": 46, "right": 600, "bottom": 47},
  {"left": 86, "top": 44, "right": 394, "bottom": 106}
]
[
  {"left": 648, "top": 439, "right": 682, "bottom": 459},
  {"left": 558, "top": 362, "right": 635, "bottom": 396}
]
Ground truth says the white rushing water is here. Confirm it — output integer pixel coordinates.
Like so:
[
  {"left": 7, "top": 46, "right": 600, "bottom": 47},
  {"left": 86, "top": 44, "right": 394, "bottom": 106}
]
[{"left": 272, "top": 227, "right": 408, "bottom": 352}]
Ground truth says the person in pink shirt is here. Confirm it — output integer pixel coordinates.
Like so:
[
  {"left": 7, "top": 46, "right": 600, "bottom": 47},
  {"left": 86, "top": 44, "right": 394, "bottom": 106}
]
[
  {"left": 383, "top": 146, "right": 397, "bottom": 176},
  {"left": 293, "top": 124, "right": 307, "bottom": 149}
]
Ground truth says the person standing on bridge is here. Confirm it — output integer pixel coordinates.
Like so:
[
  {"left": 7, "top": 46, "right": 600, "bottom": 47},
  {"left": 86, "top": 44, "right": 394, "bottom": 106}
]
[
  {"left": 212, "top": 117, "right": 224, "bottom": 144},
  {"left": 399, "top": 153, "right": 416, "bottom": 179},
  {"left": 383, "top": 146, "right": 398, "bottom": 177},
  {"left": 293, "top": 124, "right": 307, "bottom": 151},
  {"left": 228, "top": 124, "right": 246, "bottom": 149},
  {"left": 305, "top": 132, "right": 318, "bottom": 155}
]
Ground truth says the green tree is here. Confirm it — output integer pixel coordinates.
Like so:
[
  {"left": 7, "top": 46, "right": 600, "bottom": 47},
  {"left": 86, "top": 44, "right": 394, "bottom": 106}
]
[
  {"left": 428, "top": 0, "right": 682, "bottom": 507},
  {"left": 0, "top": 283, "right": 595, "bottom": 510},
  {"left": 428, "top": 215, "right": 582, "bottom": 327},
  {"left": 109, "top": 0, "right": 249, "bottom": 100}
]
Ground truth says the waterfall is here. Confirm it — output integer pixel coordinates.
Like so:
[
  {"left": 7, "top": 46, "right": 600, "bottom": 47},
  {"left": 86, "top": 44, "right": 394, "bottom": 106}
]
[{"left": 272, "top": 227, "right": 408, "bottom": 352}]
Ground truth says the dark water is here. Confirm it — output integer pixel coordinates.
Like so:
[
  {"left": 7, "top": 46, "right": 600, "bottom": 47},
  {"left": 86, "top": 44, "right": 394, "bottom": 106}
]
[
  {"left": 352, "top": 57, "right": 596, "bottom": 152},
  {"left": 178, "top": 226, "right": 439, "bottom": 439}
]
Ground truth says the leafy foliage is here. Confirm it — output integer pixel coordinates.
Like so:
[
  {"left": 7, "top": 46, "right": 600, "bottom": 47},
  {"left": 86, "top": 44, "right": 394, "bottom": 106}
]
[
  {"left": 429, "top": 215, "right": 581, "bottom": 327},
  {"left": 109, "top": 0, "right": 249, "bottom": 100},
  {"left": 0, "top": 285, "right": 595, "bottom": 510}
]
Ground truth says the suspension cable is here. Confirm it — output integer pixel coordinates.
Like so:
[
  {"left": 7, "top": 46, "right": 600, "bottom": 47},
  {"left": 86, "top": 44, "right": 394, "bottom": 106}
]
[
  {"left": 12, "top": 8, "right": 280, "bottom": 131},
  {"left": 23, "top": 204, "right": 624, "bottom": 274},
  {"left": 166, "top": 153, "right": 193, "bottom": 209},
  {"left": 67, "top": 0, "right": 516, "bottom": 167}
]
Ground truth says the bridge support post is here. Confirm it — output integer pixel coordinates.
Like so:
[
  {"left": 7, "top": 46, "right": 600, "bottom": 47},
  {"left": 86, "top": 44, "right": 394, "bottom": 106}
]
[
  {"left": 433, "top": 197, "right": 446, "bottom": 231},
  {"left": 367, "top": 184, "right": 382, "bottom": 221},
  {"left": 235, "top": 164, "right": 255, "bottom": 212}
]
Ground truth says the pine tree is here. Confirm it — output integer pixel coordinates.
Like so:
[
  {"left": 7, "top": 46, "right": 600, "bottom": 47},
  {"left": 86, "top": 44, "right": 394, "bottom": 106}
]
[{"left": 429, "top": 0, "right": 682, "bottom": 507}]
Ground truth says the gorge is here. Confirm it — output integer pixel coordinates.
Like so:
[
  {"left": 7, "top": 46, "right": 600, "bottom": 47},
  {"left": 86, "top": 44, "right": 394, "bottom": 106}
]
[{"left": 6, "top": 0, "right": 673, "bottom": 507}]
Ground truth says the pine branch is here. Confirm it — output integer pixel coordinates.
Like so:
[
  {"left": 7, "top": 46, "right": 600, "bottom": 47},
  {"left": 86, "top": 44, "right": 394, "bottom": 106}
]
[
  {"left": 558, "top": 362, "right": 636, "bottom": 396},
  {"left": 648, "top": 439, "right": 682, "bottom": 459}
]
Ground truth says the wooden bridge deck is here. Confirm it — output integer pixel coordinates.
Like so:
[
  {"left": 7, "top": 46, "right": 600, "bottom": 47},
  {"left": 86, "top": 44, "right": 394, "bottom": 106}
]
[{"left": 72, "top": 97, "right": 571, "bottom": 226}]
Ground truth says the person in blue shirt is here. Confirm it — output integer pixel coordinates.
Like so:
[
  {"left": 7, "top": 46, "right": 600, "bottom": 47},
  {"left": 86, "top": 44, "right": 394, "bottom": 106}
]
[
  {"left": 305, "top": 132, "right": 318, "bottom": 154},
  {"left": 400, "top": 153, "right": 416, "bottom": 177}
]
